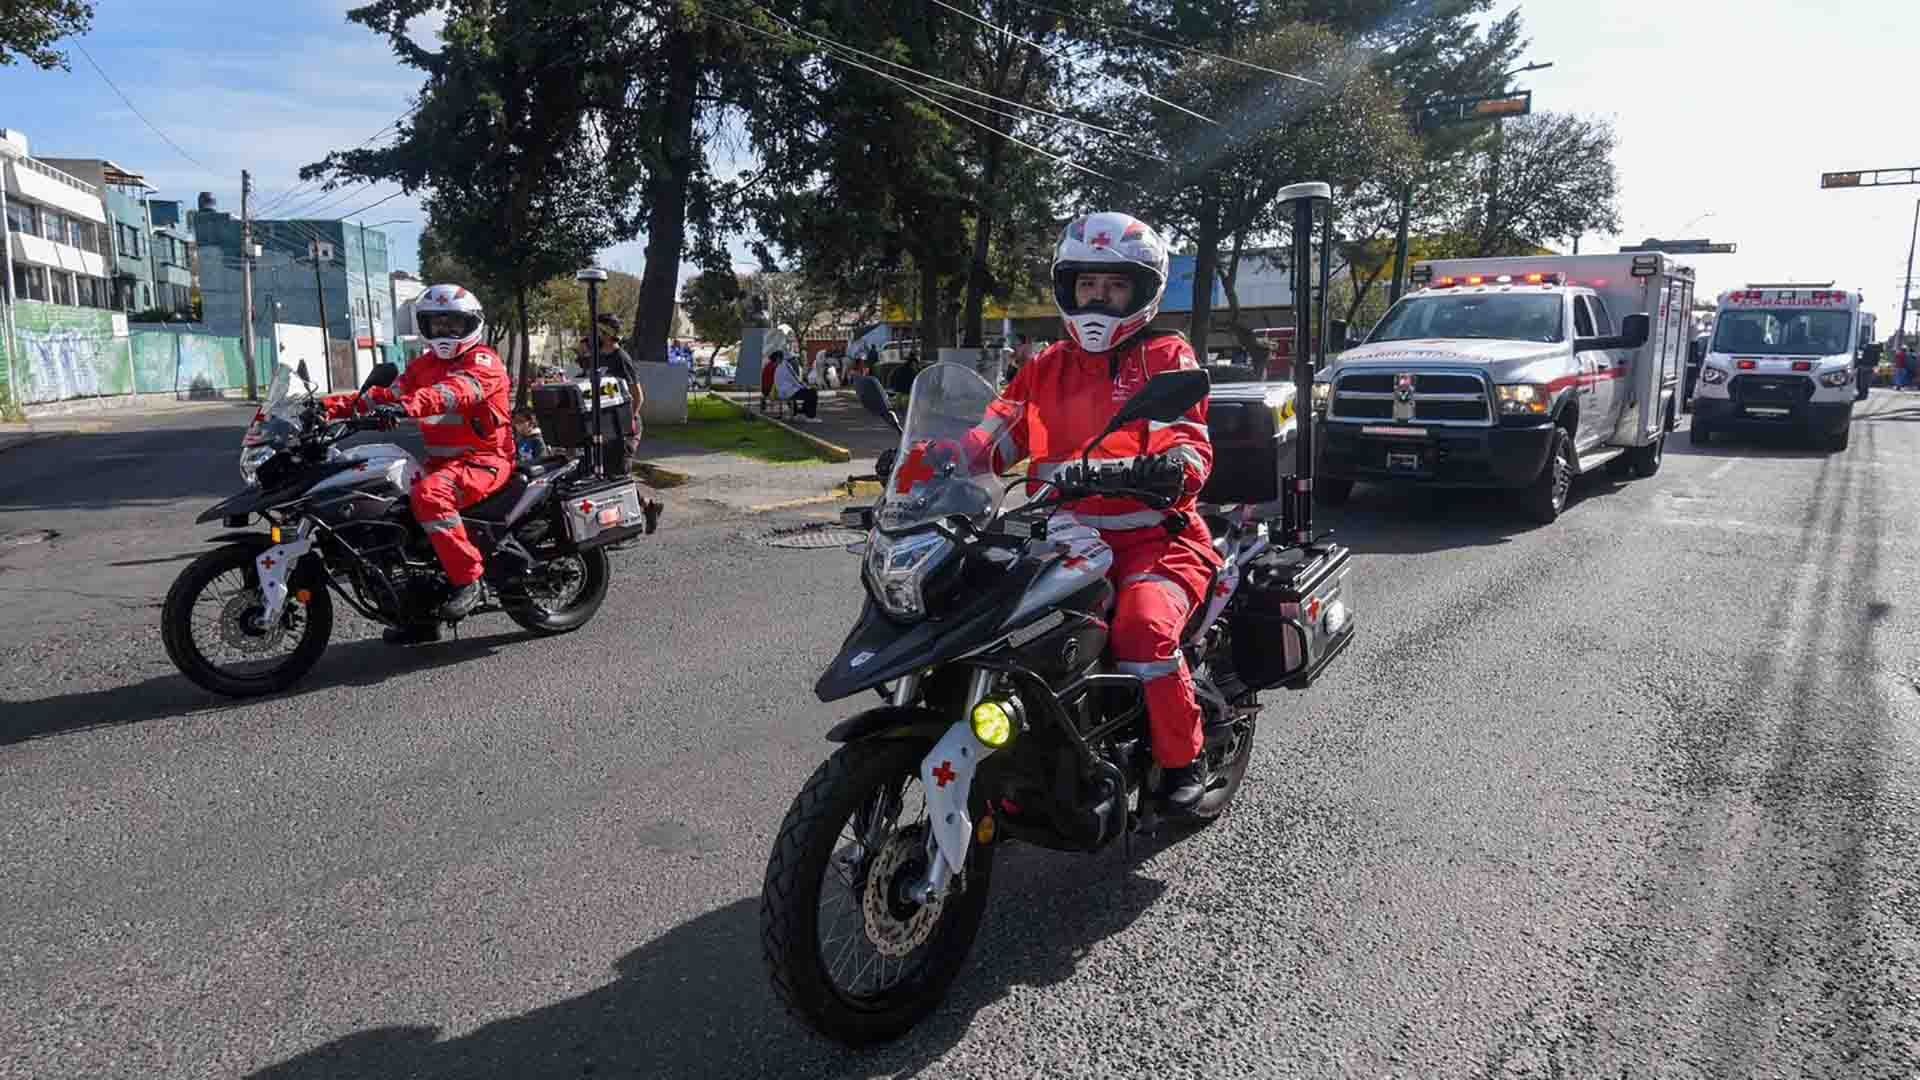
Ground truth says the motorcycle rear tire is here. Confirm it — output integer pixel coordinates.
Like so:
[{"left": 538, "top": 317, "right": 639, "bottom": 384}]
[
  {"left": 503, "top": 547, "right": 610, "bottom": 635},
  {"left": 761, "top": 737, "right": 995, "bottom": 1046},
  {"left": 162, "top": 543, "right": 333, "bottom": 698},
  {"left": 1188, "top": 711, "right": 1259, "bottom": 822}
]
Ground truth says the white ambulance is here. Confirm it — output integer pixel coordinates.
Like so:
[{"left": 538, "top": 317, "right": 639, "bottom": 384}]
[
  {"left": 1690, "top": 284, "right": 1872, "bottom": 451},
  {"left": 1315, "top": 253, "right": 1696, "bottom": 523}
]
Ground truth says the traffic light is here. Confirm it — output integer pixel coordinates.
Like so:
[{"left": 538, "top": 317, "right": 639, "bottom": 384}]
[{"left": 1472, "top": 96, "right": 1531, "bottom": 118}]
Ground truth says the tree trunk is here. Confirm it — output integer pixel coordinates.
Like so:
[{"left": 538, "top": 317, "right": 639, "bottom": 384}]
[
  {"left": 1215, "top": 228, "right": 1270, "bottom": 377},
  {"left": 515, "top": 282, "right": 533, "bottom": 410},
  {"left": 631, "top": 26, "right": 699, "bottom": 366},
  {"left": 961, "top": 185, "right": 996, "bottom": 349},
  {"left": 918, "top": 261, "right": 941, "bottom": 357},
  {"left": 1188, "top": 184, "right": 1221, "bottom": 354}
]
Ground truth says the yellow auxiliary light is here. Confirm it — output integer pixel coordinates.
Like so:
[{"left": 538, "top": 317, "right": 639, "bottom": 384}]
[
  {"left": 970, "top": 698, "right": 1017, "bottom": 748},
  {"left": 270, "top": 526, "right": 284, "bottom": 544}
]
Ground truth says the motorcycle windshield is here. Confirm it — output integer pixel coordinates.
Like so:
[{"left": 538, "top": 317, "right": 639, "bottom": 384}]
[
  {"left": 876, "top": 362, "right": 1003, "bottom": 534},
  {"left": 242, "top": 362, "right": 320, "bottom": 450}
]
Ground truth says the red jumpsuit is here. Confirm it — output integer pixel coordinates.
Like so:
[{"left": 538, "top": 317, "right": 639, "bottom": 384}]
[
  {"left": 327, "top": 345, "right": 514, "bottom": 586},
  {"left": 971, "top": 332, "right": 1221, "bottom": 769}
]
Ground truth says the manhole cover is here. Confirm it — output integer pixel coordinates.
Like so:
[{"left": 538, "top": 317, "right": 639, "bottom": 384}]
[
  {"left": 761, "top": 523, "right": 866, "bottom": 549},
  {"left": 0, "top": 529, "right": 57, "bottom": 549}
]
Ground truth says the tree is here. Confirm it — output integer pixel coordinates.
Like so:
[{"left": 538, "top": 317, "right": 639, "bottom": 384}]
[
  {"left": 680, "top": 271, "right": 743, "bottom": 348},
  {"left": 307, "top": 0, "right": 644, "bottom": 405},
  {"left": 1457, "top": 112, "right": 1621, "bottom": 256},
  {"left": 1079, "top": 23, "right": 1416, "bottom": 362},
  {"left": 2, "top": 0, "right": 91, "bottom": 70},
  {"left": 743, "top": 271, "right": 836, "bottom": 344}
]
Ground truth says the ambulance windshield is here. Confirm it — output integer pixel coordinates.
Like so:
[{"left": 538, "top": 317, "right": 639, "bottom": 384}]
[
  {"left": 1710, "top": 310, "right": 1852, "bottom": 356},
  {"left": 1370, "top": 293, "right": 1565, "bottom": 344}
]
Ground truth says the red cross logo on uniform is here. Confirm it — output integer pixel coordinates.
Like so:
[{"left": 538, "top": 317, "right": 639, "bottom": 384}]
[{"left": 931, "top": 761, "right": 957, "bottom": 787}]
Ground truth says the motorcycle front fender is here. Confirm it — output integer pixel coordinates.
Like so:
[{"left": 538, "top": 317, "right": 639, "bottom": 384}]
[
  {"left": 823, "top": 705, "right": 949, "bottom": 743},
  {"left": 920, "top": 720, "right": 996, "bottom": 889}
]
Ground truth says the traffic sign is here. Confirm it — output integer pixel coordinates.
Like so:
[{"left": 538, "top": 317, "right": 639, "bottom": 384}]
[
  {"left": 1418, "top": 91, "right": 1532, "bottom": 131},
  {"left": 1821, "top": 167, "right": 1918, "bottom": 189},
  {"left": 1619, "top": 238, "right": 1737, "bottom": 254}
]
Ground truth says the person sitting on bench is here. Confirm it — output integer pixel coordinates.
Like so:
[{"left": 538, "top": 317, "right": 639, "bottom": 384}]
[{"left": 773, "top": 351, "right": 821, "bottom": 423}]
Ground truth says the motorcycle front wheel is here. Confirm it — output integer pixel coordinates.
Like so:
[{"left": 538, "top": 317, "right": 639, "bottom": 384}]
[
  {"left": 761, "top": 736, "right": 995, "bottom": 1046},
  {"left": 161, "top": 543, "right": 333, "bottom": 698}
]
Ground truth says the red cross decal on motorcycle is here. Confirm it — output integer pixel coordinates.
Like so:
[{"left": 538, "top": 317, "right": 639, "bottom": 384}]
[
  {"left": 931, "top": 761, "right": 957, "bottom": 788},
  {"left": 893, "top": 445, "right": 938, "bottom": 494},
  {"left": 578, "top": 499, "right": 595, "bottom": 513},
  {"left": 260, "top": 557, "right": 276, "bottom": 570}
]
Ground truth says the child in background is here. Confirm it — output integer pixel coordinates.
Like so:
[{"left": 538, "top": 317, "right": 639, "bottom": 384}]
[{"left": 513, "top": 408, "right": 548, "bottom": 465}]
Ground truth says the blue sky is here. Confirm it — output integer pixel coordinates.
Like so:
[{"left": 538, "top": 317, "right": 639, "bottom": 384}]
[{"left": 5, "top": 0, "right": 1918, "bottom": 331}]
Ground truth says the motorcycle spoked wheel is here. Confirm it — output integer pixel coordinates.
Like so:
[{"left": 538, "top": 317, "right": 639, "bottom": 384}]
[
  {"left": 502, "top": 546, "right": 609, "bottom": 636},
  {"left": 162, "top": 542, "right": 334, "bottom": 698},
  {"left": 761, "top": 737, "right": 995, "bottom": 1046}
]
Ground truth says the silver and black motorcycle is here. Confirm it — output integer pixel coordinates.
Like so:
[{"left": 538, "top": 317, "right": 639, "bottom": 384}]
[
  {"left": 161, "top": 359, "right": 644, "bottom": 698},
  {"left": 759, "top": 361, "right": 1356, "bottom": 1045}
]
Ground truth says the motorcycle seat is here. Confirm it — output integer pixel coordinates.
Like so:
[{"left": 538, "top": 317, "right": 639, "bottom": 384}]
[
  {"left": 518, "top": 452, "right": 574, "bottom": 481},
  {"left": 463, "top": 473, "right": 529, "bottom": 524}
]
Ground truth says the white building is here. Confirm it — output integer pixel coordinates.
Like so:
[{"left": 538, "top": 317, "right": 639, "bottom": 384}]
[{"left": 2, "top": 129, "right": 114, "bottom": 312}]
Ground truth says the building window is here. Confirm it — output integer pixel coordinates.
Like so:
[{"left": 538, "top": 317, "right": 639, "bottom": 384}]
[
  {"left": 4, "top": 201, "right": 32, "bottom": 236},
  {"left": 40, "top": 209, "right": 66, "bottom": 244},
  {"left": 13, "top": 264, "right": 46, "bottom": 302},
  {"left": 74, "top": 276, "right": 93, "bottom": 307},
  {"left": 139, "top": 283, "right": 151, "bottom": 309},
  {"left": 116, "top": 222, "right": 143, "bottom": 259},
  {"left": 49, "top": 271, "right": 70, "bottom": 306},
  {"left": 71, "top": 219, "right": 98, "bottom": 253}
]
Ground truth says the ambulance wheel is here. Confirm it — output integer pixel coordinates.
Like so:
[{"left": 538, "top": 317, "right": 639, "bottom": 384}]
[
  {"left": 1628, "top": 430, "right": 1665, "bottom": 478},
  {"left": 1690, "top": 423, "right": 1711, "bottom": 446},
  {"left": 1521, "top": 426, "right": 1573, "bottom": 525},
  {"left": 1316, "top": 476, "right": 1354, "bottom": 507}
]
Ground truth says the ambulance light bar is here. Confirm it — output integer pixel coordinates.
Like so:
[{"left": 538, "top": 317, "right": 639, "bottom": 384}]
[{"left": 1430, "top": 272, "right": 1562, "bottom": 289}]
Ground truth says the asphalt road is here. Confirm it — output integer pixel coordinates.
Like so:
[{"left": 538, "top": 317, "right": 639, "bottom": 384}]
[{"left": 4, "top": 395, "right": 1919, "bottom": 1078}]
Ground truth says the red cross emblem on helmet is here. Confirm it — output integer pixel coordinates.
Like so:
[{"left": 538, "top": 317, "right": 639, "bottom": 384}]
[{"left": 1090, "top": 230, "right": 1113, "bottom": 248}]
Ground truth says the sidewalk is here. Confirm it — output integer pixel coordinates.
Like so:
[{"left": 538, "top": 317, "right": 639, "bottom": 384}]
[{"left": 633, "top": 391, "right": 897, "bottom": 518}]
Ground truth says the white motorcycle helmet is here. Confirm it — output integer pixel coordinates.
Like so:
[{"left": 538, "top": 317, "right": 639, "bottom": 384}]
[
  {"left": 1052, "top": 212, "right": 1170, "bottom": 354},
  {"left": 415, "top": 284, "right": 486, "bottom": 360}
]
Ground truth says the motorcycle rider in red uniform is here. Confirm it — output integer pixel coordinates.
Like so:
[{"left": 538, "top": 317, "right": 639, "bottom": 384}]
[
  {"left": 325, "top": 283, "right": 513, "bottom": 643},
  {"left": 967, "top": 212, "right": 1222, "bottom": 811}
]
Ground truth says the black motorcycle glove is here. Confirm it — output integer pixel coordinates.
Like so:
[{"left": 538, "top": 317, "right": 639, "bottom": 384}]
[
  {"left": 372, "top": 404, "right": 408, "bottom": 431},
  {"left": 874, "top": 448, "right": 897, "bottom": 484},
  {"left": 1130, "top": 454, "right": 1189, "bottom": 502}
]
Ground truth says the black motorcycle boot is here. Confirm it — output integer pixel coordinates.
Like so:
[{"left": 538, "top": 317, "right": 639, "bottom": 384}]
[
  {"left": 1161, "top": 759, "right": 1210, "bottom": 814},
  {"left": 383, "top": 623, "right": 443, "bottom": 646},
  {"left": 437, "top": 580, "right": 485, "bottom": 621},
  {"left": 643, "top": 498, "right": 664, "bottom": 535}
]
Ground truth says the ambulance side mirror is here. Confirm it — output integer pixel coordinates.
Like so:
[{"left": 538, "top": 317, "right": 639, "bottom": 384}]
[{"left": 1577, "top": 313, "right": 1650, "bottom": 353}]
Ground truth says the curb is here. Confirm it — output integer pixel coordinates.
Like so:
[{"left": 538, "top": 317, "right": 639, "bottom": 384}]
[
  {"left": 0, "top": 431, "right": 47, "bottom": 456},
  {"left": 748, "top": 491, "right": 853, "bottom": 513},
  {"left": 632, "top": 462, "right": 693, "bottom": 488},
  {"left": 705, "top": 394, "right": 853, "bottom": 464}
]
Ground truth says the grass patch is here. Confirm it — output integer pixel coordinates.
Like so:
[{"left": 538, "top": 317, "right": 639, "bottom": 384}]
[
  {"left": 651, "top": 394, "right": 827, "bottom": 463},
  {"left": 0, "top": 388, "right": 22, "bottom": 423}
]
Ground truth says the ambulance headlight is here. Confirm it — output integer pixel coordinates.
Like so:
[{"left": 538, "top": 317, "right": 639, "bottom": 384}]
[
  {"left": 1819, "top": 369, "right": 1853, "bottom": 388},
  {"left": 1495, "top": 384, "right": 1551, "bottom": 416},
  {"left": 1311, "top": 380, "right": 1331, "bottom": 411},
  {"left": 1700, "top": 366, "right": 1729, "bottom": 386}
]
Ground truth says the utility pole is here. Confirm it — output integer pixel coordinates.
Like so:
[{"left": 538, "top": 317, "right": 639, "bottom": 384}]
[
  {"left": 358, "top": 221, "right": 377, "bottom": 363},
  {"left": 240, "top": 170, "right": 258, "bottom": 400},
  {"left": 307, "top": 239, "right": 334, "bottom": 386},
  {"left": 1902, "top": 198, "right": 1918, "bottom": 349}
]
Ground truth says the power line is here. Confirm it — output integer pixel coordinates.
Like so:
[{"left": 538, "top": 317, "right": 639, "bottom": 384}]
[
  {"left": 74, "top": 44, "right": 208, "bottom": 169},
  {"left": 979, "top": 0, "right": 1323, "bottom": 86},
  {"left": 254, "top": 106, "right": 421, "bottom": 217},
  {"left": 927, "top": 0, "right": 1215, "bottom": 125}
]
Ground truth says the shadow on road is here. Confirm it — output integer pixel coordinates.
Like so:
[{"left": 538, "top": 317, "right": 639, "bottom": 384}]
[
  {"left": 1317, "top": 463, "right": 1635, "bottom": 556},
  {"left": 249, "top": 858, "right": 1172, "bottom": 1080},
  {"left": 1, "top": 630, "right": 528, "bottom": 746}
]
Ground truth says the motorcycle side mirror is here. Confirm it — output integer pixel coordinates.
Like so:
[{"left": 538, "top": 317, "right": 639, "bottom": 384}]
[
  {"left": 1112, "top": 368, "right": 1211, "bottom": 427},
  {"left": 362, "top": 361, "right": 399, "bottom": 390},
  {"left": 855, "top": 375, "right": 902, "bottom": 432}
]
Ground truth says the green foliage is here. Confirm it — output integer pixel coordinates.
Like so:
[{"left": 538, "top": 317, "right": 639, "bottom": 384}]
[
  {"left": 680, "top": 271, "right": 744, "bottom": 346},
  {"left": 0, "top": 0, "right": 91, "bottom": 70}
]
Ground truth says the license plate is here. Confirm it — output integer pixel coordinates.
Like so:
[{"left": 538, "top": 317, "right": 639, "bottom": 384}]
[
  {"left": 1745, "top": 406, "right": 1791, "bottom": 417},
  {"left": 1387, "top": 450, "right": 1422, "bottom": 472}
]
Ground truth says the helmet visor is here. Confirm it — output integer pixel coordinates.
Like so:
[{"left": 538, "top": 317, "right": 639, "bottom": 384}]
[
  {"left": 419, "top": 311, "right": 481, "bottom": 340},
  {"left": 1053, "top": 262, "right": 1163, "bottom": 320}
]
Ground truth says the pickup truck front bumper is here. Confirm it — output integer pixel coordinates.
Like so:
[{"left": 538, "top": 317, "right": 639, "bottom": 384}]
[{"left": 1320, "top": 419, "right": 1553, "bottom": 490}]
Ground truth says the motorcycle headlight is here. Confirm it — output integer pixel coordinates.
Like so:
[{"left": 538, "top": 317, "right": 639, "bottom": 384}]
[
  {"left": 1700, "top": 366, "right": 1729, "bottom": 386},
  {"left": 1495, "top": 383, "right": 1551, "bottom": 416},
  {"left": 863, "top": 529, "right": 949, "bottom": 621},
  {"left": 1819, "top": 368, "right": 1853, "bottom": 388},
  {"left": 238, "top": 445, "right": 275, "bottom": 486}
]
